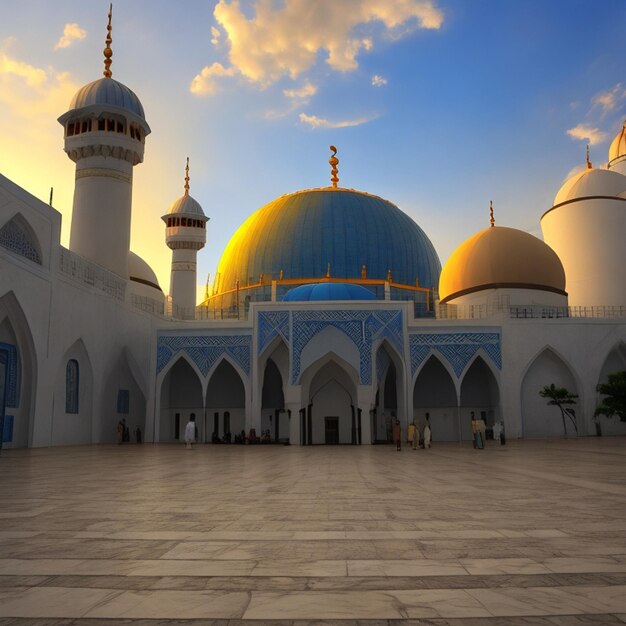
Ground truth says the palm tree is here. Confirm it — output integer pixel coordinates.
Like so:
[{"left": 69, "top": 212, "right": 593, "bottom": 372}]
[
  {"left": 595, "top": 371, "right": 626, "bottom": 423},
  {"left": 539, "top": 384, "right": 578, "bottom": 437}
]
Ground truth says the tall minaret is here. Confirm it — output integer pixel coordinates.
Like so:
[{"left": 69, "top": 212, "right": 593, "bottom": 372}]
[
  {"left": 57, "top": 5, "right": 151, "bottom": 278},
  {"left": 162, "top": 159, "right": 209, "bottom": 319}
]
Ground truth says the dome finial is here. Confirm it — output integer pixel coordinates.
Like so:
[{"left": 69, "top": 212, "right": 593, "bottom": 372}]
[
  {"left": 329, "top": 145, "right": 339, "bottom": 188},
  {"left": 103, "top": 4, "right": 113, "bottom": 78},
  {"left": 489, "top": 200, "right": 495, "bottom": 228},
  {"left": 184, "top": 157, "right": 190, "bottom": 196},
  {"left": 586, "top": 143, "right": 593, "bottom": 169}
]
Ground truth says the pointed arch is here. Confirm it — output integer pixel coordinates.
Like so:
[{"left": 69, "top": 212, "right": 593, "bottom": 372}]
[
  {"left": 52, "top": 338, "right": 93, "bottom": 445},
  {"left": 300, "top": 353, "right": 358, "bottom": 445},
  {"left": 102, "top": 349, "right": 147, "bottom": 444},
  {"left": 413, "top": 354, "right": 459, "bottom": 442},
  {"left": 159, "top": 355, "right": 204, "bottom": 443},
  {"left": 372, "top": 339, "right": 407, "bottom": 442},
  {"left": 521, "top": 347, "right": 580, "bottom": 438},
  {"left": 459, "top": 355, "right": 500, "bottom": 441},
  {"left": 206, "top": 358, "right": 246, "bottom": 441},
  {"left": 596, "top": 341, "right": 626, "bottom": 436},
  {"left": 412, "top": 349, "right": 458, "bottom": 389},
  {"left": 0, "top": 291, "right": 37, "bottom": 447},
  {"left": 0, "top": 213, "right": 42, "bottom": 265}
]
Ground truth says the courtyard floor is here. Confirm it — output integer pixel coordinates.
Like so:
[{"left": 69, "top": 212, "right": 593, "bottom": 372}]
[{"left": 0, "top": 438, "right": 626, "bottom": 625}]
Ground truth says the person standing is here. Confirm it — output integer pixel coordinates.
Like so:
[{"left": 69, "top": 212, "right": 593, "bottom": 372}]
[
  {"left": 392, "top": 418, "right": 402, "bottom": 451},
  {"left": 116, "top": 420, "right": 124, "bottom": 445},
  {"left": 471, "top": 412, "right": 484, "bottom": 449},
  {"left": 424, "top": 416, "right": 432, "bottom": 449},
  {"left": 407, "top": 421, "right": 416, "bottom": 450},
  {"left": 184, "top": 415, "right": 196, "bottom": 449}
]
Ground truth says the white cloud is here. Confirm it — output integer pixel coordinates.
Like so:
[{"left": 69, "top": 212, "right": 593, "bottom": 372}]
[
  {"left": 299, "top": 112, "right": 376, "bottom": 129},
  {"left": 0, "top": 48, "right": 47, "bottom": 86},
  {"left": 211, "top": 26, "right": 221, "bottom": 46},
  {"left": 592, "top": 83, "right": 626, "bottom": 114},
  {"left": 566, "top": 124, "right": 608, "bottom": 145},
  {"left": 54, "top": 23, "right": 87, "bottom": 50},
  {"left": 371, "top": 74, "right": 387, "bottom": 87},
  {"left": 208, "top": 0, "right": 443, "bottom": 88},
  {"left": 283, "top": 81, "right": 317, "bottom": 100},
  {"left": 190, "top": 62, "right": 237, "bottom": 95}
]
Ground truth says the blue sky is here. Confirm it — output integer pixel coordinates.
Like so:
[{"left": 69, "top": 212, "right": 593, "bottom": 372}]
[{"left": 1, "top": 0, "right": 625, "bottom": 298}]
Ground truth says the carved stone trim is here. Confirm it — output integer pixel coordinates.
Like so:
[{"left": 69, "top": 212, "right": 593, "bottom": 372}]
[{"left": 75, "top": 167, "right": 132, "bottom": 184}]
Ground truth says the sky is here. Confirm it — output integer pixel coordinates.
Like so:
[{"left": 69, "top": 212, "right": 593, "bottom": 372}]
[{"left": 1, "top": 0, "right": 625, "bottom": 302}]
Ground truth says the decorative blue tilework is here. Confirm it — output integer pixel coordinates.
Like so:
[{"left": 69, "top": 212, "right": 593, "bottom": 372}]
[
  {"left": 157, "top": 335, "right": 252, "bottom": 378},
  {"left": 410, "top": 333, "right": 501, "bottom": 377},
  {"left": 291, "top": 309, "right": 403, "bottom": 385},
  {"left": 0, "top": 343, "right": 18, "bottom": 408},
  {"left": 258, "top": 311, "right": 290, "bottom": 355}
]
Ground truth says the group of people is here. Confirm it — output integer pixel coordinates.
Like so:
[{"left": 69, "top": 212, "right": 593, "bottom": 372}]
[
  {"left": 184, "top": 420, "right": 275, "bottom": 449},
  {"left": 391, "top": 415, "right": 432, "bottom": 451},
  {"left": 116, "top": 418, "right": 141, "bottom": 444},
  {"left": 390, "top": 412, "right": 506, "bottom": 451}
]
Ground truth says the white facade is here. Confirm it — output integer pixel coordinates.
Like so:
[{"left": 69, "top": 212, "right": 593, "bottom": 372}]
[{"left": 1, "top": 52, "right": 626, "bottom": 448}]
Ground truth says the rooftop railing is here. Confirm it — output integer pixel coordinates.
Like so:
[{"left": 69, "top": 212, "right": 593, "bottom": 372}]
[{"left": 58, "top": 248, "right": 126, "bottom": 301}]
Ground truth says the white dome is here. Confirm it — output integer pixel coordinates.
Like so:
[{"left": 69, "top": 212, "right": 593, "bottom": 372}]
[
  {"left": 553, "top": 167, "right": 626, "bottom": 206},
  {"left": 165, "top": 194, "right": 206, "bottom": 217},
  {"left": 128, "top": 251, "right": 161, "bottom": 291}
]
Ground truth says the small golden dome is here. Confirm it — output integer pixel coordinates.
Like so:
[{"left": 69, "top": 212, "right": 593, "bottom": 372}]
[{"left": 439, "top": 226, "right": 566, "bottom": 303}]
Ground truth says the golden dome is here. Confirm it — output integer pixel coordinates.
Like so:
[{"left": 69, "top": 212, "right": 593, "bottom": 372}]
[
  {"left": 439, "top": 226, "right": 566, "bottom": 303},
  {"left": 609, "top": 121, "right": 626, "bottom": 164}
]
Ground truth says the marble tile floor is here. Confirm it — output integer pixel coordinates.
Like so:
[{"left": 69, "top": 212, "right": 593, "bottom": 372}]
[{"left": 0, "top": 438, "right": 626, "bottom": 624}]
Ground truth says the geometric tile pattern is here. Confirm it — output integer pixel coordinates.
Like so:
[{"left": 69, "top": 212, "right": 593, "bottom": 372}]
[
  {"left": 291, "top": 309, "right": 403, "bottom": 384},
  {"left": 410, "top": 332, "right": 501, "bottom": 377},
  {"left": 0, "top": 342, "right": 18, "bottom": 407},
  {"left": 257, "top": 311, "right": 290, "bottom": 355},
  {"left": 157, "top": 334, "right": 252, "bottom": 378},
  {"left": 0, "top": 218, "right": 41, "bottom": 265}
]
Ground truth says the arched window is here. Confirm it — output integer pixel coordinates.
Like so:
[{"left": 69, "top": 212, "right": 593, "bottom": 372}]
[{"left": 65, "top": 359, "right": 79, "bottom": 414}]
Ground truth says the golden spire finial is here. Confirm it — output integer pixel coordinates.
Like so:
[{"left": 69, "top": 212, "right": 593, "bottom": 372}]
[
  {"left": 586, "top": 143, "right": 592, "bottom": 169},
  {"left": 329, "top": 145, "right": 339, "bottom": 188},
  {"left": 103, "top": 4, "right": 113, "bottom": 78},
  {"left": 184, "top": 157, "right": 190, "bottom": 196},
  {"left": 489, "top": 200, "right": 495, "bottom": 228}
]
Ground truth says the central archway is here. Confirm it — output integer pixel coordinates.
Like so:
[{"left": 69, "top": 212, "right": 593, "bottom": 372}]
[{"left": 300, "top": 354, "right": 359, "bottom": 445}]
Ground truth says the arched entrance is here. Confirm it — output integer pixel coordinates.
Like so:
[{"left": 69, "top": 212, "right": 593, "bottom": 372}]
[
  {"left": 0, "top": 292, "right": 37, "bottom": 448},
  {"left": 102, "top": 351, "right": 147, "bottom": 443},
  {"left": 521, "top": 348, "right": 580, "bottom": 438},
  {"left": 159, "top": 357, "right": 203, "bottom": 442},
  {"left": 373, "top": 343, "right": 404, "bottom": 443},
  {"left": 596, "top": 342, "right": 626, "bottom": 436},
  {"left": 459, "top": 356, "right": 500, "bottom": 441},
  {"left": 261, "top": 358, "right": 286, "bottom": 441},
  {"left": 413, "top": 355, "right": 458, "bottom": 441},
  {"left": 206, "top": 359, "right": 246, "bottom": 442},
  {"left": 301, "top": 355, "right": 359, "bottom": 445}
]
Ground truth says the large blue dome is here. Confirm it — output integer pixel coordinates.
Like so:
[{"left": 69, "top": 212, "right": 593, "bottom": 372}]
[{"left": 213, "top": 188, "right": 441, "bottom": 296}]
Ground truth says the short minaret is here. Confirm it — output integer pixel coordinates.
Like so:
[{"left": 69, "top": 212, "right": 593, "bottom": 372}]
[
  {"left": 58, "top": 5, "right": 151, "bottom": 278},
  {"left": 162, "top": 159, "right": 209, "bottom": 319}
]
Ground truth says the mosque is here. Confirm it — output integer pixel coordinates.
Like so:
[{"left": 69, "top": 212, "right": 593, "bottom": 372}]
[{"left": 1, "top": 11, "right": 625, "bottom": 449}]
